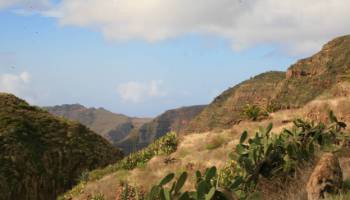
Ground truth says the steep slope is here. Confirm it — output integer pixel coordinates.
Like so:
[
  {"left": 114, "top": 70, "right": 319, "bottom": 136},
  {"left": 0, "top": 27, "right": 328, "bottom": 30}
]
[
  {"left": 117, "top": 105, "right": 206, "bottom": 153},
  {"left": 188, "top": 35, "right": 350, "bottom": 132},
  {"left": 45, "top": 104, "right": 151, "bottom": 145},
  {"left": 0, "top": 94, "right": 123, "bottom": 200}
]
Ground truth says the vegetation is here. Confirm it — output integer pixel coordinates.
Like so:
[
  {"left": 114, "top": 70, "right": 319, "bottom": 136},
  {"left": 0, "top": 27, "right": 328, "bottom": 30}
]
[
  {"left": 143, "top": 111, "right": 347, "bottom": 200},
  {"left": 0, "top": 93, "right": 123, "bottom": 200},
  {"left": 144, "top": 167, "right": 228, "bottom": 200},
  {"left": 242, "top": 104, "right": 268, "bottom": 121},
  {"left": 188, "top": 35, "right": 350, "bottom": 132},
  {"left": 118, "top": 105, "right": 205, "bottom": 154},
  {"left": 45, "top": 104, "right": 152, "bottom": 152},
  {"left": 61, "top": 132, "right": 178, "bottom": 199}
]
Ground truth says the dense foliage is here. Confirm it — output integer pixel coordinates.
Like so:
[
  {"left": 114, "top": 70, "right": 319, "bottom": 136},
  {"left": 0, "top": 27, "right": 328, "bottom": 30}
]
[{"left": 0, "top": 93, "right": 123, "bottom": 200}]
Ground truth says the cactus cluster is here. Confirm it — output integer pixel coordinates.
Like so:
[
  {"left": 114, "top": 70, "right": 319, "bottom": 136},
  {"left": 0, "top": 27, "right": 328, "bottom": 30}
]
[
  {"left": 145, "top": 167, "right": 229, "bottom": 200},
  {"left": 224, "top": 111, "right": 347, "bottom": 198},
  {"left": 144, "top": 111, "right": 347, "bottom": 200}
]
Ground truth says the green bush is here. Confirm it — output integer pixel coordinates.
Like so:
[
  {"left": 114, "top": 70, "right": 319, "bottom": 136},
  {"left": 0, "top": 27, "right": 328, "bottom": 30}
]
[
  {"left": 242, "top": 104, "right": 268, "bottom": 121},
  {"left": 205, "top": 136, "right": 225, "bottom": 150}
]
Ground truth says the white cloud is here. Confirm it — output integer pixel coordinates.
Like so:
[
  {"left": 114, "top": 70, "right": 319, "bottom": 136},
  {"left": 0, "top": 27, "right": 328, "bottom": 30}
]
[
  {"left": 0, "top": 71, "right": 35, "bottom": 102},
  {"left": 40, "top": 0, "right": 350, "bottom": 55},
  {"left": 117, "top": 80, "right": 165, "bottom": 103}
]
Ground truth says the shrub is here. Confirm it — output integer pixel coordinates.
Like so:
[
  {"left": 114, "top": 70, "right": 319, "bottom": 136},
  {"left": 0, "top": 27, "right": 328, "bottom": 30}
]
[
  {"left": 91, "top": 193, "right": 105, "bottom": 200},
  {"left": 205, "top": 136, "right": 225, "bottom": 150},
  {"left": 242, "top": 104, "right": 268, "bottom": 121}
]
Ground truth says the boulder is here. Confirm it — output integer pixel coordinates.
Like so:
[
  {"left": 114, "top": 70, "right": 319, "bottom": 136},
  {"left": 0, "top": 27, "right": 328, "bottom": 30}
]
[{"left": 306, "top": 153, "right": 343, "bottom": 200}]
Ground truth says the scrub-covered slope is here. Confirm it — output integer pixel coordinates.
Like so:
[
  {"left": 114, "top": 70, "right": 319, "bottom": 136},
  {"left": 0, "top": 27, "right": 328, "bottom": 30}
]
[
  {"left": 0, "top": 94, "right": 124, "bottom": 200},
  {"left": 46, "top": 104, "right": 151, "bottom": 145},
  {"left": 117, "top": 105, "right": 206, "bottom": 154},
  {"left": 188, "top": 35, "right": 350, "bottom": 132}
]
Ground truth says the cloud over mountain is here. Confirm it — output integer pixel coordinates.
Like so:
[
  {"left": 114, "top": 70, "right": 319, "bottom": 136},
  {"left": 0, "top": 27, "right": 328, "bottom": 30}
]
[
  {"left": 117, "top": 80, "right": 165, "bottom": 103},
  {"left": 2, "top": 0, "right": 350, "bottom": 55},
  {"left": 41, "top": 0, "right": 350, "bottom": 55},
  {"left": 0, "top": 71, "right": 35, "bottom": 102}
]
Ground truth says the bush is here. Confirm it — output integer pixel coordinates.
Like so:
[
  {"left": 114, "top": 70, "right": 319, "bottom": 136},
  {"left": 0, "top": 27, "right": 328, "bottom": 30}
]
[
  {"left": 91, "top": 193, "right": 105, "bottom": 200},
  {"left": 242, "top": 104, "right": 268, "bottom": 121},
  {"left": 205, "top": 136, "right": 225, "bottom": 150}
]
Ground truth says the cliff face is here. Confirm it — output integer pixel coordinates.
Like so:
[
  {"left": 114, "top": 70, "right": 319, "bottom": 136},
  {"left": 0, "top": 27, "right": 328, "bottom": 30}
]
[
  {"left": 187, "top": 35, "right": 350, "bottom": 132},
  {"left": 0, "top": 94, "right": 123, "bottom": 200}
]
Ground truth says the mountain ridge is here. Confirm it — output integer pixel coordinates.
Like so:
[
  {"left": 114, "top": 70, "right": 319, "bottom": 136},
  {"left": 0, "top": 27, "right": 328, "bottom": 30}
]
[{"left": 186, "top": 35, "right": 350, "bottom": 133}]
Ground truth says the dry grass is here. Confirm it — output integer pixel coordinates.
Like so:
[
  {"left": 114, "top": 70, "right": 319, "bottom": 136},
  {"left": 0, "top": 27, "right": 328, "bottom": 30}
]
[
  {"left": 71, "top": 96, "right": 350, "bottom": 200},
  {"left": 257, "top": 161, "right": 315, "bottom": 200}
]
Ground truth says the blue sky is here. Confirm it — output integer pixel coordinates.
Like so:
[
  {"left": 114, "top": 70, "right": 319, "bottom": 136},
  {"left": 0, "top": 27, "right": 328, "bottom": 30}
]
[{"left": 1, "top": 0, "right": 350, "bottom": 117}]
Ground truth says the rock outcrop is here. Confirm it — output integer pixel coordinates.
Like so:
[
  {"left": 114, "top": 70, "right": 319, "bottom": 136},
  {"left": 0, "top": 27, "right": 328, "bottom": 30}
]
[{"left": 306, "top": 153, "right": 343, "bottom": 200}]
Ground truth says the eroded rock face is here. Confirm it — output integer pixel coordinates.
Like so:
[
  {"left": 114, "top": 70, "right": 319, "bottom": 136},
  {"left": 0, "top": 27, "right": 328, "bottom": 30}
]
[{"left": 306, "top": 153, "right": 343, "bottom": 200}]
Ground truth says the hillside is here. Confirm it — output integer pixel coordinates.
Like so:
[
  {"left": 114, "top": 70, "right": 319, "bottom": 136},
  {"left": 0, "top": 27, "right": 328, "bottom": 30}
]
[
  {"left": 117, "top": 105, "right": 206, "bottom": 154},
  {"left": 187, "top": 35, "right": 350, "bottom": 132},
  {"left": 62, "top": 35, "right": 350, "bottom": 200},
  {"left": 45, "top": 104, "right": 151, "bottom": 145},
  {"left": 63, "top": 96, "right": 350, "bottom": 200},
  {"left": 0, "top": 94, "right": 124, "bottom": 200}
]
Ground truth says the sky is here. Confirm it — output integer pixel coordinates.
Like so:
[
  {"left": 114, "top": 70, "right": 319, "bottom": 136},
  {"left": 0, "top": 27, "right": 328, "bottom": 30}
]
[{"left": 1, "top": 0, "right": 350, "bottom": 117}]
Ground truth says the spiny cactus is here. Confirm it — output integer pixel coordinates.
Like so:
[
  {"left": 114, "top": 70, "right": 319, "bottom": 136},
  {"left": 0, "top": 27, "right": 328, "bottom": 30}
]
[
  {"left": 226, "top": 111, "right": 347, "bottom": 199},
  {"left": 146, "top": 111, "right": 347, "bottom": 200},
  {"left": 146, "top": 167, "right": 229, "bottom": 200}
]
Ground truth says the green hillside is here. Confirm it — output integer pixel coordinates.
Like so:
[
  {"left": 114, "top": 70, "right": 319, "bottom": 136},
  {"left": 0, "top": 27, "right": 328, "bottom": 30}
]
[{"left": 0, "top": 94, "right": 124, "bottom": 200}]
